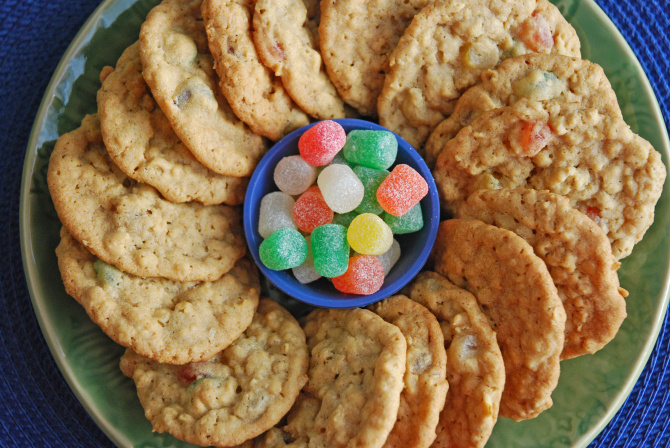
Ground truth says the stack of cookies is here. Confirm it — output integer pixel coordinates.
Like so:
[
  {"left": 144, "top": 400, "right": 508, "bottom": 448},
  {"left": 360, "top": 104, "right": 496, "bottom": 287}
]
[{"left": 46, "top": 0, "right": 667, "bottom": 446}]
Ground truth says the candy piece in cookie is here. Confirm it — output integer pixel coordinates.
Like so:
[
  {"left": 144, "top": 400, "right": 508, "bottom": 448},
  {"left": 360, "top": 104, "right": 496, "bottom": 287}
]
[
  {"left": 265, "top": 307, "right": 407, "bottom": 448},
  {"left": 202, "top": 0, "right": 310, "bottom": 141},
  {"left": 378, "top": 0, "right": 580, "bottom": 151},
  {"left": 252, "top": 0, "right": 345, "bottom": 120},
  {"left": 120, "top": 298, "right": 309, "bottom": 447},
  {"left": 431, "top": 218, "right": 566, "bottom": 421},
  {"left": 433, "top": 98, "right": 666, "bottom": 259},
  {"left": 458, "top": 188, "right": 628, "bottom": 359},
  {"left": 425, "top": 53, "right": 622, "bottom": 167},
  {"left": 97, "top": 42, "right": 248, "bottom": 205},
  {"left": 319, "top": 0, "right": 432, "bottom": 116},
  {"left": 140, "top": 0, "right": 266, "bottom": 177},
  {"left": 47, "top": 114, "right": 246, "bottom": 282},
  {"left": 407, "top": 271, "right": 505, "bottom": 448},
  {"left": 369, "top": 295, "right": 448, "bottom": 448},
  {"left": 56, "top": 227, "right": 260, "bottom": 365}
]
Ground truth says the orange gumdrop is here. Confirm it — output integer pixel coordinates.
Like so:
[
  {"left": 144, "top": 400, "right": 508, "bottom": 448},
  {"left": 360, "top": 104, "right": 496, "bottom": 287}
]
[
  {"left": 376, "top": 164, "right": 428, "bottom": 217},
  {"left": 293, "top": 186, "right": 334, "bottom": 233},
  {"left": 332, "top": 255, "right": 385, "bottom": 295}
]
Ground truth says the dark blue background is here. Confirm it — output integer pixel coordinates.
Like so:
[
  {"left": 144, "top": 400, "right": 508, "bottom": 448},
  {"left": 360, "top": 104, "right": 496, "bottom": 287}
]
[{"left": 1, "top": 0, "right": 668, "bottom": 446}]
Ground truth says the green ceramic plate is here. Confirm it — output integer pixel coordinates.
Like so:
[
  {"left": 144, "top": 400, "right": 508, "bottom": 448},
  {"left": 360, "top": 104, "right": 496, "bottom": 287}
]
[{"left": 19, "top": 0, "right": 670, "bottom": 446}]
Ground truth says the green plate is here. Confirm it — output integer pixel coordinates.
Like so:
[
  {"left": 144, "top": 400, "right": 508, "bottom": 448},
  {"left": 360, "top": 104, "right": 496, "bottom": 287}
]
[{"left": 19, "top": 0, "right": 670, "bottom": 446}]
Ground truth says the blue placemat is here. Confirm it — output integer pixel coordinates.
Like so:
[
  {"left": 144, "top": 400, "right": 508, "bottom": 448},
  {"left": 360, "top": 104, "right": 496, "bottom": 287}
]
[{"left": 1, "top": 0, "right": 669, "bottom": 447}]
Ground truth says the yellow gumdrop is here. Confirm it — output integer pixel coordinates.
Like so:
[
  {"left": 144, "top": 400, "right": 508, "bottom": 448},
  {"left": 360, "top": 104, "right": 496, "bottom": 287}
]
[{"left": 347, "top": 213, "right": 394, "bottom": 255}]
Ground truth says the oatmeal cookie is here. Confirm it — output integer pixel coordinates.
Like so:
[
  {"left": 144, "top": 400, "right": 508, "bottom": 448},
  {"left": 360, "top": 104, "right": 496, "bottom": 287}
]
[
  {"left": 56, "top": 227, "right": 260, "bottom": 365},
  {"left": 458, "top": 188, "right": 628, "bottom": 359},
  {"left": 252, "top": 0, "right": 345, "bottom": 120},
  {"left": 140, "top": 0, "right": 266, "bottom": 177},
  {"left": 47, "top": 114, "right": 246, "bottom": 282},
  {"left": 407, "top": 271, "right": 505, "bottom": 448},
  {"left": 369, "top": 295, "right": 448, "bottom": 448},
  {"left": 97, "top": 42, "right": 248, "bottom": 205},
  {"left": 425, "top": 53, "right": 621, "bottom": 167},
  {"left": 319, "top": 0, "right": 431, "bottom": 116},
  {"left": 120, "top": 298, "right": 309, "bottom": 447},
  {"left": 432, "top": 219, "right": 566, "bottom": 421},
  {"left": 378, "top": 0, "right": 580, "bottom": 151},
  {"left": 433, "top": 99, "right": 666, "bottom": 259},
  {"left": 202, "top": 0, "right": 310, "bottom": 141}
]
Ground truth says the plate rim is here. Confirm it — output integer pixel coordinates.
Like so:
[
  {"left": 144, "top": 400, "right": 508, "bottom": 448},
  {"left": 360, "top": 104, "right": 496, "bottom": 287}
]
[{"left": 18, "top": 0, "right": 670, "bottom": 446}]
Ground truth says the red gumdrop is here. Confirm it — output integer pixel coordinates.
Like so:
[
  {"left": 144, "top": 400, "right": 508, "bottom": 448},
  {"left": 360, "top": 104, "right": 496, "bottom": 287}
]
[
  {"left": 293, "top": 186, "right": 334, "bottom": 232},
  {"left": 376, "top": 164, "right": 428, "bottom": 216},
  {"left": 332, "top": 255, "right": 385, "bottom": 295},
  {"left": 298, "top": 120, "right": 346, "bottom": 166}
]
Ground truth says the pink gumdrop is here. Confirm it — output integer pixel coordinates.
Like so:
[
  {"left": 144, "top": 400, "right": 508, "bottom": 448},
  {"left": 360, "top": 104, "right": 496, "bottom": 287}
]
[
  {"left": 293, "top": 186, "right": 334, "bottom": 233},
  {"left": 332, "top": 255, "right": 385, "bottom": 295},
  {"left": 298, "top": 120, "right": 346, "bottom": 166},
  {"left": 376, "top": 164, "right": 428, "bottom": 216}
]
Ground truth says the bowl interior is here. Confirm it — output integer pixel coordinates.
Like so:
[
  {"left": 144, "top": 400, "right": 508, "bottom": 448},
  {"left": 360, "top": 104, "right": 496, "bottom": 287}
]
[{"left": 244, "top": 118, "right": 441, "bottom": 308}]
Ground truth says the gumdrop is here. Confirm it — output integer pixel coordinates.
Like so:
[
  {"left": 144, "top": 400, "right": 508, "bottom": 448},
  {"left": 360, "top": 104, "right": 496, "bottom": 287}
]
[
  {"left": 317, "top": 164, "right": 365, "bottom": 213},
  {"left": 384, "top": 202, "right": 423, "bottom": 234},
  {"left": 347, "top": 213, "right": 393, "bottom": 255},
  {"left": 353, "top": 166, "right": 389, "bottom": 215},
  {"left": 292, "top": 186, "right": 334, "bottom": 233},
  {"left": 311, "top": 224, "right": 349, "bottom": 277},
  {"left": 376, "top": 239, "right": 401, "bottom": 276},
  {"left": 258, "top": 191, "right": 296, "bottom": 238},
  {"left": 298, "top": 120, "right": 346, "bottom": 166},
  {"left": 274, "top": 155, "right": 318, "bottom": 195},
  {"left": 292, "top": 236, "right": 322, "bottom": 284},
  {"left": 332, "top": 211, "right": 359, "bottom": 228},
  {"left": 259, "top": 228, "right": 307, "bottom": 270},
  {"left": 342, "top": 130, "right": 397, "bottom": 170},
  {"left": 376, "top": 164, "right": 428, "bottom": 216},
  {"left": 332, "top": 255, "right": 385, "bottom": 295}
]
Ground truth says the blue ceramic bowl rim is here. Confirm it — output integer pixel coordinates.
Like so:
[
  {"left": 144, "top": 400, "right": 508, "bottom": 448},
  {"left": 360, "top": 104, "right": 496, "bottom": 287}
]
[{"left": 243, "top": 118, "right": 441, "bottom": 308}]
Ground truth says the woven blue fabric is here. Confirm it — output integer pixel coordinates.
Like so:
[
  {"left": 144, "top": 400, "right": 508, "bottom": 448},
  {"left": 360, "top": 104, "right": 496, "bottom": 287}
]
[{"left": 0, "top": 0, "right": 668, "bottom": 446}]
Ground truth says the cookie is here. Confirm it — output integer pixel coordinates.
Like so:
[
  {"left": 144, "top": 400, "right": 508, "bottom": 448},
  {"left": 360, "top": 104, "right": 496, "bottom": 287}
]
[
  {"left": 433, "top": 98, "right": 666, "bottom": 259},
  {"left": 369, "top": 295, "right": 448, "bottom": 448},
  {"left": 407, "top": 271, "right": 505, "bottom": 448},
  {"left": 252, "top": 0, "right": 345, "bottom": 120},
  {"left": 202, "top": 0, "right": 310, "bottom": 141},
  {"left": 378, "top": 0, "right": 581, "bottom": 151},
  {"left": 56, "top": 227, "right": 260, "bottom": 364},
  {"left": 431, "top": 218, "right": 566, "bottom": 421},
  {"left": 458, "top": 188, "right": 628, "bottom": 359},
  {"left": 97, "top": 42, "right": 248, "bottom": 205},
  {"left": 270, "top": 307, "right": 407, "bottom": 448},
  {"left": 425, "top": 53, "right": 622, "bottom": 167},
  {"left": 319, "top": 0, "right": 431, "bottom": 116},
  {"left": 47, "top": 114, "right": 246, "bottom": 282},
  {"left": 120, "top": 298, "right": 309, "bottom": 447},
  {"left": 140, "top": 0, "right": 267, "bottom": 177}
]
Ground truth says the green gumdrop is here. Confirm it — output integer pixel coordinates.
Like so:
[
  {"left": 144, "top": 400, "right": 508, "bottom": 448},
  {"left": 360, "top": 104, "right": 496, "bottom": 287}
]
[
  {"left": 353, "top": 165, "right": 389, "bottom": 215},
  {"left": 332, "top": 211, "right": 359, "bottom": 228},
  {"left": 384, "top": 202, "right": 424, "bottom": 234},
  {"left": 311, "top": 224, "right": 349, "bottom": 277},
  {"left": 343, "top": 130, "right": 398, "bottom": 170},
  {"left": 93, "top": 259, "right": 124, "bottom": 288},
  {"left": 259, "top": 228, "right": 308, "bottom": 270}
]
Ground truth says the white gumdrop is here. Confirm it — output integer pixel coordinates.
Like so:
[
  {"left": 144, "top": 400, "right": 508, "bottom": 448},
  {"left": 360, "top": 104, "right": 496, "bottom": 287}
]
[
  {"left": 376, "top": 239, "right": 401, "bottom": 276},
  {"left": 274, "top": 155, "right": 318, "bottom": 195},
  {"left": 258, "top": 191, "right": 297, "bottom": 238},
  {"left": 317, "top": 164, "right": 364, "bottom": 213},
  {"left": 292, "top": 236, "right": 322, "bottom": 284}
]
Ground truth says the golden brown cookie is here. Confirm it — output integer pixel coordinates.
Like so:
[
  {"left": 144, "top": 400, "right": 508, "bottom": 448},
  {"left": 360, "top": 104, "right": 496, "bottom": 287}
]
[
  {"left": 56, "top": 227, "right": 260, "bottom": 364},
  {"left": 378, "top": 0, "right": 580, "bottom": 151},
  {"left": 431, "top": 218, "right": 566, "bottom": 421},
  {"left": 202, "top": 0, "right": 310, "bottom": 141},
  {"left": 458, "top": 188, "right": 628, "bottom": 359},
  {"left": 407, "top": 271, "right": 505, "bottom": 448},
  {"left": 433, "top": 99, "right": 666, "bottom": 259},
  {"left": 140, "top": 0, "right": 267, "bottom": 177},
  {"left": 369, "top": 295, "right": 449, "bottom": 448},
  {"left": 97, "top": 42, "right": 248, "bottom": 205},
  {"left": 47, "top": 114, "right": 246, "bottom": 282},
  {"left": 120, "top": 298, "right": 309, "bottom": 447}
]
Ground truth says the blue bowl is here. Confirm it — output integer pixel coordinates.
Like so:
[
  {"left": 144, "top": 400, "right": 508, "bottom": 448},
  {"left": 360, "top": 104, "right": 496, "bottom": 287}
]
[{"left": 243, "top": 119, "right": 440, "bottom": 309}]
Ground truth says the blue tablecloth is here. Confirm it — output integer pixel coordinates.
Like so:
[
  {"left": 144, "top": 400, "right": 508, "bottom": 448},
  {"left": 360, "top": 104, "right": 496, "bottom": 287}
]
[{"left": 1, "top": 0, "right": 669, "bottom": 446}]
